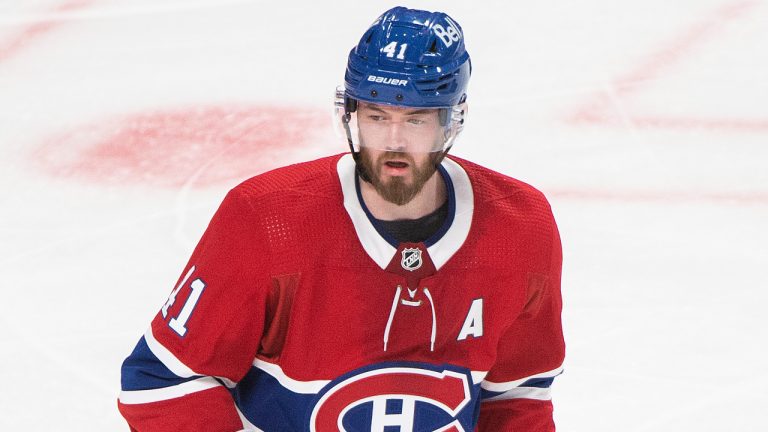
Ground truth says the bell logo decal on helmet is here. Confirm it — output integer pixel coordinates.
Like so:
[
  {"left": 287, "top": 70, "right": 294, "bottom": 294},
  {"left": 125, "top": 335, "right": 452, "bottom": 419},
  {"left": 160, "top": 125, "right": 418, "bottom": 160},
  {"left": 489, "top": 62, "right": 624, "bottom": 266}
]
[{"left": 434, "top": 16, "right": 462, "bottom": 47}]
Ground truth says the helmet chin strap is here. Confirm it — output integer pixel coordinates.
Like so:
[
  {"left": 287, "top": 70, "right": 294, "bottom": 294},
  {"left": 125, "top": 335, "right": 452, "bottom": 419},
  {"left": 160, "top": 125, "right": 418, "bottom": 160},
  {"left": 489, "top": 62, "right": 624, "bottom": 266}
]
[
  {"left": 431, "top": 148, "right": 450, "bottom": 169},
  {"left": 352, "top": 151, "right": 373, "bottom": 183},
  {"left": 339, "top": 105, "right": 374, "bottom": 183}
]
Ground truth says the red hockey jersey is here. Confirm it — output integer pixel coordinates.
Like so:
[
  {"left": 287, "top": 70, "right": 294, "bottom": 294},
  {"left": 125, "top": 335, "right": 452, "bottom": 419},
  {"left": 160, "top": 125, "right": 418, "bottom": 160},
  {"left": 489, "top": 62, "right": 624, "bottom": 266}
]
[{"left": 118, "top": 153, "right": 565, "bottom": 431}]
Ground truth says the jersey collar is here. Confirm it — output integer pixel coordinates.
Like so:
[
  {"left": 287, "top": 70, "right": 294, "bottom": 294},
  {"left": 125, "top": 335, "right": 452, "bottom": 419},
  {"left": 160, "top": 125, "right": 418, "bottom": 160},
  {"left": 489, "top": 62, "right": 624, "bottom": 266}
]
[{"left": 337, "top": 153, "right": 474, "bottom": 270}]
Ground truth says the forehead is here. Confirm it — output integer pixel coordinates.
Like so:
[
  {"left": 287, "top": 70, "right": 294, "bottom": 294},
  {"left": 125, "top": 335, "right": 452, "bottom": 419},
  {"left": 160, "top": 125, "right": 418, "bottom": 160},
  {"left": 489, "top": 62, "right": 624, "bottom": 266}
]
[{"left": 358, "top": 102, "right": 439, "bottom": 116}]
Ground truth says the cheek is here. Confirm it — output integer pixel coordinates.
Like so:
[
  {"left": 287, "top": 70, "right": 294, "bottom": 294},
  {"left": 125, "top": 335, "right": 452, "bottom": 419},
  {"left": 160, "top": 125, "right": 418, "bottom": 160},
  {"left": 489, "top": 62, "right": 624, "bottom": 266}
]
[
  {"left": 358, "top": 127, "right": 386, "bottom": 147},
  {"left": 420, "top": 127, "right": 445, "bottom": 152},
  {"left": 412, "top": 153, "right": 435, "bottom": 170},
  {"left": 363, "top": 149, "right": 385, "bottom": 170}
]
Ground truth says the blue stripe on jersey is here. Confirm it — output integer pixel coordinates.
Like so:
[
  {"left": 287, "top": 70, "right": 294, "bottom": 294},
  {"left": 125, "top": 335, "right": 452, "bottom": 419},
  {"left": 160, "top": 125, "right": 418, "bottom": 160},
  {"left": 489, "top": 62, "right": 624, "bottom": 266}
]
[
  {"left": 479, "top": 376, "right": 557, "bottom": 400},
  {"left": 231, "top": 365, "right": 318, "bottom": 431},
  {"left": 120, "top": 336, "right": 200, "bottom": 391},
  {"left": 521, "top": 376, "right": 557, "bottom": 389},
  {"left": 480, "top": 388, "right": 502, "bottom": 400}
]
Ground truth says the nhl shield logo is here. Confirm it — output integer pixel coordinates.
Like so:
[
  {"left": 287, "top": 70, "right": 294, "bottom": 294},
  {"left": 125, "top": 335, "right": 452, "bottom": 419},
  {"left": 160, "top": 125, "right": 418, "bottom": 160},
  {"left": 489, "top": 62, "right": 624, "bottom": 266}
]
[{"left": 401, "top": 248, "right": 423, "bottom": 272}]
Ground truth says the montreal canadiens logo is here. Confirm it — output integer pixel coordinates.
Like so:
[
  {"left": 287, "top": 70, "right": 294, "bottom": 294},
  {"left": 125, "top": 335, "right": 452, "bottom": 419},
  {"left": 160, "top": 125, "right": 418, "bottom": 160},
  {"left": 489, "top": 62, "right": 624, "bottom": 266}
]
[
  {"left": 309, "top": 363, "right": 474, "bottom": 432},
  {"left": 400, "top": 248, "right": 423, "bottom": 272}
]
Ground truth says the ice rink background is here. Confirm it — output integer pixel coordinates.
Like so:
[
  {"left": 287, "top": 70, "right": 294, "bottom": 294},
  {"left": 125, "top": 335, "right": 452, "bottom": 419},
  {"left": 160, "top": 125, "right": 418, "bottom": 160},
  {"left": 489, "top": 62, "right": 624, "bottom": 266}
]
[{"left": 1, "top": 0, "right": 767, "bottom": 430}]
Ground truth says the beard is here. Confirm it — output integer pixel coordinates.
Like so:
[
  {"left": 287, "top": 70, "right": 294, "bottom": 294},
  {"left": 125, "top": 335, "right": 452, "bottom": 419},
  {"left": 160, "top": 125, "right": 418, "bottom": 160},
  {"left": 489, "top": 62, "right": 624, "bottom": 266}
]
[{"left": 357, "top": 148, "right": 442, "bottom": 206}]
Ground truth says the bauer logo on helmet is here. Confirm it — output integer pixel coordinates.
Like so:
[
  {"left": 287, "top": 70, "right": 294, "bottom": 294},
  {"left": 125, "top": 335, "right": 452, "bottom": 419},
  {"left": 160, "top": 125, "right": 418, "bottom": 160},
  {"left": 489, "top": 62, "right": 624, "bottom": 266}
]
[{"left": 366, "top": 75, "right": 409, "bottom": 86}]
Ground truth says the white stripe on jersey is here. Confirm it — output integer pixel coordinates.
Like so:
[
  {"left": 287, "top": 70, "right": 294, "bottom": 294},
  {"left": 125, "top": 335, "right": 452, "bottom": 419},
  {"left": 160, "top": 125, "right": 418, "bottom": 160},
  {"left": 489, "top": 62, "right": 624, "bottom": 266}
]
[
  {"left": 118, "top": 376, "right": 221, "bottom": 404},
  {"left": 484, "top": 386, "right": 553, "bottom": 402},
  {"left": 426, "top": 157, "right": 474, "bottom": 270},
  {"left": 252, "top": 359, "right": 330, "bottom": 394},
  {"left": 253, "top": 358, "right": 489, "bottom": 396},
  {"left": 144, "top": 326, "right": 198, "bottom": 378}
]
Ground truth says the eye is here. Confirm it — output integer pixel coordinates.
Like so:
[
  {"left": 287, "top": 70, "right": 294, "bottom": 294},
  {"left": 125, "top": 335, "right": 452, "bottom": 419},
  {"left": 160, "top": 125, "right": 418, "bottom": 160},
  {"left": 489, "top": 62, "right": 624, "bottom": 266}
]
[
  {"left": 407, "top": 118, "right": 426, "bottom": 125},
  {"left": 368, "top": 115, "right": 384, "bottom": 121}
]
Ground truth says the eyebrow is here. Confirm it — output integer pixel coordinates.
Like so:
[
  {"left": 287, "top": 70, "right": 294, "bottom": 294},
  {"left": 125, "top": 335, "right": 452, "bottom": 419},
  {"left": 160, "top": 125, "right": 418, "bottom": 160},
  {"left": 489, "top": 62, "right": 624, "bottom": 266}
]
[{"left": 362, "top": 105, "right": 435, "bottom": 116}]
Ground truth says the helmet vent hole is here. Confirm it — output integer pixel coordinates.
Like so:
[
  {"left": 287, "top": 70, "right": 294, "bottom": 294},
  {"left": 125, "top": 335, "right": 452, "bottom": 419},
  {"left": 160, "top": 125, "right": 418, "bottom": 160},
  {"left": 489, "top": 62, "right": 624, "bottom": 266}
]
[{"left": 429, "top": 39, "right": 438, "bottom": 53}]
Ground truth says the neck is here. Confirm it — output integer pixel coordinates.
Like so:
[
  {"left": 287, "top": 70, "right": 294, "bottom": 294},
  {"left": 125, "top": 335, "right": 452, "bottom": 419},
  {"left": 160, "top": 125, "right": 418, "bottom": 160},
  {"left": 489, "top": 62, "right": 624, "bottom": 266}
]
[{"left": 361, "top": 170, "right": 447, "bottom": 221}]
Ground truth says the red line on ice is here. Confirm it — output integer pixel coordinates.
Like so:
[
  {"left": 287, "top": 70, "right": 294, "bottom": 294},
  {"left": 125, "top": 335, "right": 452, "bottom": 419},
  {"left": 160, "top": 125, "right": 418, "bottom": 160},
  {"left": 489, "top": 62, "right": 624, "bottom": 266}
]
[
  {"left": 30, "top": 105, "right": 328, "bottom": 188},
  {"left": 0, "top": 0, "right": 93, "bottom": 64},
  {"left": 568, "top": 0, "right": 767, "bottom": 133}
]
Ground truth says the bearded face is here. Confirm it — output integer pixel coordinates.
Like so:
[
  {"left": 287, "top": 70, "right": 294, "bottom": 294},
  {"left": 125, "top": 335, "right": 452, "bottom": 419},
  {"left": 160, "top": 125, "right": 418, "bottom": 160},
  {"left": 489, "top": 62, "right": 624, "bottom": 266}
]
[
  {"left": 357, "top": 148, "right": 442, "bottom": 205},
  {"left": 354, "top": 102, "right": 446, "bottom": 205}
]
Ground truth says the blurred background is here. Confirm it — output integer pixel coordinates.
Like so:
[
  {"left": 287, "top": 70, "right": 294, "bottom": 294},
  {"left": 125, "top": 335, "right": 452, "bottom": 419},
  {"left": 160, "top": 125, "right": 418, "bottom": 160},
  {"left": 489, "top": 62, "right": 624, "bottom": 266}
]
[{"left": 0, "top": 0, "right": 766, "bottom": 429}]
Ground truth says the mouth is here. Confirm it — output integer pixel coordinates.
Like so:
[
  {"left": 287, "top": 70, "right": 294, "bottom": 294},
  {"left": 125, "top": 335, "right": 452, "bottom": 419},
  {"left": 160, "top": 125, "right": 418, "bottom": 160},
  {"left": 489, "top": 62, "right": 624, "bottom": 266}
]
[{"left": 384, "top": 160, "right": 409, "bottom": 169}]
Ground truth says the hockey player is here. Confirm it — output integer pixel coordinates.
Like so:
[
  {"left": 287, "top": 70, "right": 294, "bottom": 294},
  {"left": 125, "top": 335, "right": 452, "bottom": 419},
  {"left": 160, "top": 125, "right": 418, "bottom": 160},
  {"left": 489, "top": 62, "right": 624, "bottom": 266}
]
[{"left": 119, "top": 7, "right": 565, "bottom": 431}]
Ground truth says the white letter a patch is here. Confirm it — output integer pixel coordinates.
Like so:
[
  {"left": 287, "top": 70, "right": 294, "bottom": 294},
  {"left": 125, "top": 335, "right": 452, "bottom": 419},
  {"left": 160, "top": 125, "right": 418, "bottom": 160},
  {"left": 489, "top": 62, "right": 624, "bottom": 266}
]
[{"left": 457, "top": 299, "right": 483, "bottom": 341}]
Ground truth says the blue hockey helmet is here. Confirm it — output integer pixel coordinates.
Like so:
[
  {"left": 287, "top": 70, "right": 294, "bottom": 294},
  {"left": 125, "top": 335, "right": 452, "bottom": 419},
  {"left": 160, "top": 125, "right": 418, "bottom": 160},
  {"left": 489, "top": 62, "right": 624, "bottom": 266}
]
[
  {"left": 336, "top": 7, "right": 471, "bottom": 154},
  {"left": 344, "top": 6, "right": 471, "bottom": 109}
]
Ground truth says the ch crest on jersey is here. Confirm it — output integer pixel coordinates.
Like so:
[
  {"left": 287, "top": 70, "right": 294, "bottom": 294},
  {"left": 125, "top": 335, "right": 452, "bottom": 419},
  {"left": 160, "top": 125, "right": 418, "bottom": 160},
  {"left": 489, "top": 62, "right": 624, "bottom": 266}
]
[
  {"left": 309, "top": 362, "right": 476, "bottom": 432},
  {"left": 401, "top": 248, "right": 423, "bottom": 272}
]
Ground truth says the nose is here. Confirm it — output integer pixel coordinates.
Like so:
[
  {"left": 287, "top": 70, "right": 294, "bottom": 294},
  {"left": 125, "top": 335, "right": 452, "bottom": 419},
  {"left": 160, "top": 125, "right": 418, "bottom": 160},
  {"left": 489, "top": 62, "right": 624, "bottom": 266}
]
[{"left": 386, "top": 122, "right": 408, "bottom": 152}]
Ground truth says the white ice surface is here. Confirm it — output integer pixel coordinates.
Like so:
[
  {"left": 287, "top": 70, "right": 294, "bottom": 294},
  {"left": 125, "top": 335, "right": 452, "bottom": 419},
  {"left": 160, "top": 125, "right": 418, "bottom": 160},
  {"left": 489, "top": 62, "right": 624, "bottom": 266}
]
[{"left": 1, "top": 0, "right": 766, "bottom": 430}]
